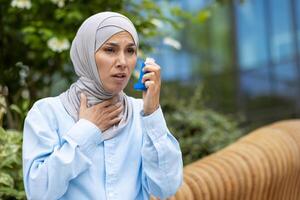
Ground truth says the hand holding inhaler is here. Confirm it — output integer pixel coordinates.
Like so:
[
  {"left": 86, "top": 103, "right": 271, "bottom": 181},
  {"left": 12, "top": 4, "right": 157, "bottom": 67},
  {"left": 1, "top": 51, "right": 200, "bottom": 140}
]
[{"left": 134, "top": 57, "right": 161, "bottom": 115}]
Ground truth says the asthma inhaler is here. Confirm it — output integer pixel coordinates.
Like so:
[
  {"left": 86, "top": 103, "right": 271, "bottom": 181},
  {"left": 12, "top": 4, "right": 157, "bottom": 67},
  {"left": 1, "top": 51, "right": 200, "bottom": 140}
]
[{"left": 134, "top": 57, "right": 155, "bottom": 91}]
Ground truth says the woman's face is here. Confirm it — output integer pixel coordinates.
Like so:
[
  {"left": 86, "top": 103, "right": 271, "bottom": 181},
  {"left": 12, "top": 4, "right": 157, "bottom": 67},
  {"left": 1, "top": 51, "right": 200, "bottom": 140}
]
[{"left": 95, "top": 31, "right": 137, "bottom": 95}]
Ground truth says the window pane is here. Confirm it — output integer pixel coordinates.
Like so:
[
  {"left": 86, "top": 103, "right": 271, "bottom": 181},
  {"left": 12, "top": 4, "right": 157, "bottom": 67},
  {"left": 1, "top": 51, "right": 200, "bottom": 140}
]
[
  {"left": 235, "top": 0, "right": 268, "bottom": 69},
  {"left": 297, "top": 0, "right": 300, "bottom": 51},
  {"left": 274, "top": 63, "right": 298, "bottom": 97},
  {"left": 270, "top": 0, "right": 295, "bottom": 63}
]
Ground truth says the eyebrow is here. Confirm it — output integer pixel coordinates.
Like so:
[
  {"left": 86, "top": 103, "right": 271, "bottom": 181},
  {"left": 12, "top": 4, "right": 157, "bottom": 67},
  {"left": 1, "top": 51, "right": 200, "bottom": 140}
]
[{"left": 104, "top": 42, "right": 136, "bottom": 47}]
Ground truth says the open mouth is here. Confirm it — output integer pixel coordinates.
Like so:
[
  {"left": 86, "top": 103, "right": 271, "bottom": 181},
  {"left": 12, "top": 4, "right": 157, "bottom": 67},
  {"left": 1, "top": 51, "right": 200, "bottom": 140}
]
[{"left": 112, "top": 73, "right": 127, "bottom": 81}]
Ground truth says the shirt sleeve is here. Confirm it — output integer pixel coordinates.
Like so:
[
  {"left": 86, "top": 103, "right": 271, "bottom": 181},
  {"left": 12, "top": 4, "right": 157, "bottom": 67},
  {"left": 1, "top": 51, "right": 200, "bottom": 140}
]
[
  {"left": 22, "top": 105, "right": 103, "bottom": 200},
  {"left": 141, "top": 107, "right": 183, "bottom": 199}
]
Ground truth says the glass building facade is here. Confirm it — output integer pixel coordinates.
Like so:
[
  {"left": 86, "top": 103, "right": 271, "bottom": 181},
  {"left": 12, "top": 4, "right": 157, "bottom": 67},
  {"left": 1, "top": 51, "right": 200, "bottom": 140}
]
[
  {"left": 154, "top": 0, "right": 300, "bottom": 124},
  {"left": 234, "top": 0, "right": 300, "bottom": 122}
]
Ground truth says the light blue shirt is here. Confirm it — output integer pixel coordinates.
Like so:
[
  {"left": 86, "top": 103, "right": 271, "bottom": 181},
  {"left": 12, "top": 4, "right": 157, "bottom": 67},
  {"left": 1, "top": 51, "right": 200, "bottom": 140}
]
[{"left": 22, "top": 96, "right": 183, "bottom": 200}]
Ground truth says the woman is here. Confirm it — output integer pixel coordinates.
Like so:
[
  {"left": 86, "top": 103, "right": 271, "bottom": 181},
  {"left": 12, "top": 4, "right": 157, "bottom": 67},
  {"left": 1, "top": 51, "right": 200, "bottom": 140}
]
[{"left": 23, "top": 11, "right": 183, "bottom": 200}]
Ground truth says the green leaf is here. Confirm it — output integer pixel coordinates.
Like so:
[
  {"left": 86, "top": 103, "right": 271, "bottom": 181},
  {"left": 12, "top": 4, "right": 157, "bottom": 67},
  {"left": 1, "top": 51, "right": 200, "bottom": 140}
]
[
  {"left": 9, "top": 105, "right": 22, "bottom": 115},
  {"left": 21, "top": 26, "right": 36, "bottom": 34},
  {"left": 0, "top": 173, "right": 14, "bottom": 188}
]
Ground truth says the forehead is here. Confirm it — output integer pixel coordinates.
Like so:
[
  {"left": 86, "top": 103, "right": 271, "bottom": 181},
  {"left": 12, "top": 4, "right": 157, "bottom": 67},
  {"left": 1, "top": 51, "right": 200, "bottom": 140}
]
[{"left": 105, "top": 31, "right": 135, "bottom": 44}]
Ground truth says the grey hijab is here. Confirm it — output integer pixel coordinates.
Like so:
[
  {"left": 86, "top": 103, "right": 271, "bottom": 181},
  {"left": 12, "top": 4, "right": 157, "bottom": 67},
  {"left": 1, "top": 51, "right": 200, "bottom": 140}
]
[{"left": 59, "top": 12, "right": 139, "bottom": 140}]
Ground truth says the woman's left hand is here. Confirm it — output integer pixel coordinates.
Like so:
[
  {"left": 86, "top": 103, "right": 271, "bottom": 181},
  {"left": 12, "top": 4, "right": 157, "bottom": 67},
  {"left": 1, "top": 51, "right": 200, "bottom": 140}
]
[{"left": 142, "top": 60, "right": 161, "bottom": 115}]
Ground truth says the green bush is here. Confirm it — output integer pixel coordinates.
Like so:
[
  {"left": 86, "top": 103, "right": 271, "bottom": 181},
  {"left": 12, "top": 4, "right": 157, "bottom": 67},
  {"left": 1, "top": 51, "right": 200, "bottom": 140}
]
[
  {"left": 161, "top": 85, "right": 243, "bottom": 164},
  {"left": 0, "top": 128, "right": 25, "bottom": 200}
]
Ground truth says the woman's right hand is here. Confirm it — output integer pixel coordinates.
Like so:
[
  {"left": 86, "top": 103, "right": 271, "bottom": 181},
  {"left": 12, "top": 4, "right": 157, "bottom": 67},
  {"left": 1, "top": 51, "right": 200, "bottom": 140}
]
[{"left": 79, "top": 93, "right": 123, "bottom": 132}]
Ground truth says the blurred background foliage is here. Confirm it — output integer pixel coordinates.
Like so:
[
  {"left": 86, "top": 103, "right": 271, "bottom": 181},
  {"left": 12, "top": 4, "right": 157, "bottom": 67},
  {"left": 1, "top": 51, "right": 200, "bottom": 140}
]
[
  {"left": 0, "top": 0, "right": 245, "bottom": 199},
  {"left": 0, "top": 128, "right": 24, "bottom": 199},
  {"left": 160, "top": 85, "right": 242, "bottom": 164}
]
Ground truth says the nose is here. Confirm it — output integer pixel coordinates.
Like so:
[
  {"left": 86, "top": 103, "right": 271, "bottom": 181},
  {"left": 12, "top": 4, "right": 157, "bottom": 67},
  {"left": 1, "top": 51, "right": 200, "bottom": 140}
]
[{"left": 116, "top": 52, "right": 127, "bottom": 70}]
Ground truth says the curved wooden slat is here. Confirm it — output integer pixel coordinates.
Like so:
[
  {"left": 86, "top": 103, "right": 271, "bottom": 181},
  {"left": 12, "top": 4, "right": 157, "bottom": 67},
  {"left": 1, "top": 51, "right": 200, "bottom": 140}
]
[{"left": 163, "top": 120, "right": 300, "bottom": 200}]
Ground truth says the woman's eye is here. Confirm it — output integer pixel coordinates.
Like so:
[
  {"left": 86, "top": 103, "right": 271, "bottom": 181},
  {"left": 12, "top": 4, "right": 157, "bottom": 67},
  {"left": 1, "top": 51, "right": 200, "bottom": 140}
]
[
  {"left": 127, "top": 48, "right": 136, "bottom": 54},
  {"left": 104, "top": 48, "right": 115, "bottom": 53}
]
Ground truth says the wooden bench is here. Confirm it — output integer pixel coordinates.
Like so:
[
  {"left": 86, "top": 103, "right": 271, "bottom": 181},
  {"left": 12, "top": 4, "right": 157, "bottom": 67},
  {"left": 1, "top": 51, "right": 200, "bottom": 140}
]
[{"left": 153, "top": 120, "right": 300, "bottom": 200}]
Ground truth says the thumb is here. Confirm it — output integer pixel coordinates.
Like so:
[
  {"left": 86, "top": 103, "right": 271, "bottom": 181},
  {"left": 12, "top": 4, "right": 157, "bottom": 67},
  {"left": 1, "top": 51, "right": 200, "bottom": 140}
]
[{"left": 80, "top": 93, "right": 87, "bottom": 111}]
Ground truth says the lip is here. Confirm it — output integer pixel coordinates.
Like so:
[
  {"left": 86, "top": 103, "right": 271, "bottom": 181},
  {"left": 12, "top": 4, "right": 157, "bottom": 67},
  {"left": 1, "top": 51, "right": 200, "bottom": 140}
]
[{"left": 111, "top": 73, "right": 127, "bottom": 81}]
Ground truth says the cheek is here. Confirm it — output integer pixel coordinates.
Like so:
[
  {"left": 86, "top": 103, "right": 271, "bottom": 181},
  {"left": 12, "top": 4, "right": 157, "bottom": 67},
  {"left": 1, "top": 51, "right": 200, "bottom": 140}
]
[
  {"left": 98, "top": 65, "right": 106, "bottom": 81},
  {"left": 96, "top": 56, "right": 113, "bottom": 79}
]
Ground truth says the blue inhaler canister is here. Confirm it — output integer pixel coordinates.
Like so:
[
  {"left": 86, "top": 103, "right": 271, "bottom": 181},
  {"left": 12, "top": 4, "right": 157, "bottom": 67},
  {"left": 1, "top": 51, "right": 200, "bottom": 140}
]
[
  {"left": 133, "top": 61, "right": 147, "bottom": 91},
  {"left": 134, "top": 58, "right": 155, "bottom": 91}
]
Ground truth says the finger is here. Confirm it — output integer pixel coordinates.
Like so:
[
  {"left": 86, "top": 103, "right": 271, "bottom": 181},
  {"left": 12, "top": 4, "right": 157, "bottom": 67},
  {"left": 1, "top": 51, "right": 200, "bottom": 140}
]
[
  {"left": 143, "top": 65, "right": 161, "bottom": 74},
  {"left": 144, "top": 80, "right": 155, "bottom": 89},
  {"left": 107, "top": 104, "right": 123, "bottom": 119},
  {"left": 109, "top": 116, "right": 122, "bottom": 126},
  {"left": 142, "top": 72, "right": 155, "bottom": 83},
  {"left": 80, "top": 93, "right": 87, "bottom": 110}
]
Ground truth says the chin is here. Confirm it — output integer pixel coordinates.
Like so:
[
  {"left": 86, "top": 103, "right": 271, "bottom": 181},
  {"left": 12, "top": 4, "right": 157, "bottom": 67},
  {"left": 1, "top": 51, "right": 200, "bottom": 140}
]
[
  {"left": 108, "top": 85, "right": 126, "bottom": 95},
  {"left": 104, "top": 79, "right": 129, "bottom": 95}
]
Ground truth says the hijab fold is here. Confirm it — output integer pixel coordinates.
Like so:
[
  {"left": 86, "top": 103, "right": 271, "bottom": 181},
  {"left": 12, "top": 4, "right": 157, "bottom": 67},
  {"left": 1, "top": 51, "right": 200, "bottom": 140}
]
[{"left": 59, "top": 12, "right": 139, "bottom": 141}]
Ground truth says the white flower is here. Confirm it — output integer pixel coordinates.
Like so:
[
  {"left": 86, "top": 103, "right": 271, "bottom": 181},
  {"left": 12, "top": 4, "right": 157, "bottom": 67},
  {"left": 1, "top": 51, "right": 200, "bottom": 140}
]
[
  {"left": 51, "top": 0, "right": 65, "bottom": 8},
  {"left": 47, "top": 37, "right": 70, "bottom": 53},
  {"left": 151, "top": 18, "right": 163, "bottom": 28},
  {"left": 163, "top": 37, "right": 182, "bottom": 50},
  {"left": 11, "top": 0, "right": 32, "bottom": 9}
]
